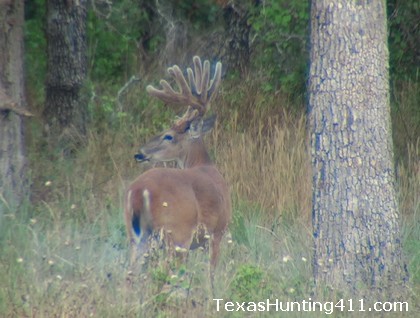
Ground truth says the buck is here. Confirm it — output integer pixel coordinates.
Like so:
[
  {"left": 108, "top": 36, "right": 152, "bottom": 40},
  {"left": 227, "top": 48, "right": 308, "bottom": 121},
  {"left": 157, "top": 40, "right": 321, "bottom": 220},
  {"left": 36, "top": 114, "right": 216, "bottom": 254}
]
[{"left": 124, "top": 56, "right": 231, "bottom": 285}]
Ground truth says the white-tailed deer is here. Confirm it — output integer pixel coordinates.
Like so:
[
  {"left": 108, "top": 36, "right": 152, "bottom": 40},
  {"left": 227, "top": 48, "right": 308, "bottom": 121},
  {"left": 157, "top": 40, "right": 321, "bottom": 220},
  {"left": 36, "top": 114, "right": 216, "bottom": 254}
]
[{"left": 125, "top": 56, "right": 231, "bottom": 285}]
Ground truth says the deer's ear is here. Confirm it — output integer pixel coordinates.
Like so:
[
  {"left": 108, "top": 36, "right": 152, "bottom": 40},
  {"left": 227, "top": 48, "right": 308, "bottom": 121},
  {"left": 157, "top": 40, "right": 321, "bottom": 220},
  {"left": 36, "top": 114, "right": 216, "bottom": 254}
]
[
  {"left": 189, "top": 119, "right": 202, "bottom": 138},
  {"left": 201, "top": 114, "right": 217, "bottom": 134},
  {"left": 189, "top": 114, "right": 216, "bottom": 138}
]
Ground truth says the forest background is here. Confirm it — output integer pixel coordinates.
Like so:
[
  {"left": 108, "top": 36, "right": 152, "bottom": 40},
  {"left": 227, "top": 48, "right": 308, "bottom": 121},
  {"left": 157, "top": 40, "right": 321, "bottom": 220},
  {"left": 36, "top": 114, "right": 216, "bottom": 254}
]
[{"left": 1, "top": 0, "right": 419, "bottom": 316}]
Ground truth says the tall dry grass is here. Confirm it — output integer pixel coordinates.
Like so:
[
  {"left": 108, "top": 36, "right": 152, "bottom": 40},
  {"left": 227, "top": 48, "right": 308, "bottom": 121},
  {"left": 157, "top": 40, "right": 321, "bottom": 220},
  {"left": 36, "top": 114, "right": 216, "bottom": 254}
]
[
  {"left": 214, "top": 111, "right": 311, "bottom": 223},
  {"left": 398, "top": 141, "right": 420, "bottom": 216}
]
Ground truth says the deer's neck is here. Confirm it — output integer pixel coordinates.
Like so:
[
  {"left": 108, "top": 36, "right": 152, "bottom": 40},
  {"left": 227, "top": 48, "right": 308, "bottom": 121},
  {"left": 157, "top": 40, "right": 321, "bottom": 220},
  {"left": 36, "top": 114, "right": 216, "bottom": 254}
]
[{"left": 180, "top": 138, "right": 212, "bottom": 168}]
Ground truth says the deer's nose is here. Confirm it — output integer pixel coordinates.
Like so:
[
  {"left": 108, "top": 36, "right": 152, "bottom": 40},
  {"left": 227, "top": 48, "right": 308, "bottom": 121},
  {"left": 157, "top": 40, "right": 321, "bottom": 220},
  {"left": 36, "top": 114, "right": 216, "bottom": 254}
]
[{"left": 134, "top": 152, "right": 148, "bottom": 162}]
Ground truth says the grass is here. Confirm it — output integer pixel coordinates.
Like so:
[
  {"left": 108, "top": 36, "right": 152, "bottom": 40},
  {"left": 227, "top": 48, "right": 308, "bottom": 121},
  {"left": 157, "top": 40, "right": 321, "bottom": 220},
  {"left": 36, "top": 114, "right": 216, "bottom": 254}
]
[
  {"left": 0, "top": 201, "right": 315, "bottom": 317},
  {"left": 1, "top": 78, "right": 419, "bottom": 317}
]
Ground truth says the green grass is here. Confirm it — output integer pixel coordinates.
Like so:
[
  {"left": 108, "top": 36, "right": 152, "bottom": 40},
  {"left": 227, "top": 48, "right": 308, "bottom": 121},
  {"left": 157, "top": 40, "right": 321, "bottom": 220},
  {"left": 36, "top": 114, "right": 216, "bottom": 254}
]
[
  {"left": 0, "top": 201, "right": 312, "bottom": 317},
  {"left": 1, "top": 197, "right": 418, "bottom": 317}
]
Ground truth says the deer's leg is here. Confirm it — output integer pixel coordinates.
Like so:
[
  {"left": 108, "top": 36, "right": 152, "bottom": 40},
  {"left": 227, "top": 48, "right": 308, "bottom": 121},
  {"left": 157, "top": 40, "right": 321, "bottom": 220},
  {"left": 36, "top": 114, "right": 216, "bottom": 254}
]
[
  {"left": 124, "top": 191, "right": 134, "bottom": 263},
  {"left": 129, "top": 241, "right": 137, "bottom": 265},
  {"left": 209, "top": 232, "right": 223, "bottom": 292}
]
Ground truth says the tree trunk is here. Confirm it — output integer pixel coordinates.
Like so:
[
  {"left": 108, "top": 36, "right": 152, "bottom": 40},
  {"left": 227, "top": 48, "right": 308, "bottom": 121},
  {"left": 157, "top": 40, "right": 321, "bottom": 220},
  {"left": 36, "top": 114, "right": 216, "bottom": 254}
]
[
  {"left": 219, "top": 0, "right": 252, "bottom": 74},
  {"left": 0, "top": 0, "right": 28, "bottom": 210},
  {"left": 308, "top": 0, "right": 408, "bottom": 299},
  {"left": 43, "top": 0, "right": 88, "bottom": 143}
]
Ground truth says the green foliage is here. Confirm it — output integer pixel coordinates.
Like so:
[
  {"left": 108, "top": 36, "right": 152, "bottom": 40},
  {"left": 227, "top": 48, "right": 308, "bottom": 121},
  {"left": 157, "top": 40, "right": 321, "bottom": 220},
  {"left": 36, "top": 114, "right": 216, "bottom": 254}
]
[
  {"left": 404, "top": 220, "right": 420, "bottom": 285},
  {"left": 23, "top": 0, "right": 420, "bottom": 132},
  {"left": 24, "top": 0, "right": 46, "bottom": 100},
  {"left": 151, "top": 266, "right": 171, "bottom": 287},
  {"left": 87, "top": 1, "right": 157, "bottom": 81},
  {"left": 229, "top": 264, "right": 269, "bottom": 303},
  {"left": 250, "top": 0, "right": 309, "bottom": 96},
  {"left": 172, "top": 0, "right": 219, "bottom": 29},
  {"left": 388, "top": 0, "right": 420, "bottom": 81},
  {"left": 230, "top": 199, "right": 258, "bottom": 246},
  {"left": 85, "top": 0, "right": 222, "bottom": 81}
]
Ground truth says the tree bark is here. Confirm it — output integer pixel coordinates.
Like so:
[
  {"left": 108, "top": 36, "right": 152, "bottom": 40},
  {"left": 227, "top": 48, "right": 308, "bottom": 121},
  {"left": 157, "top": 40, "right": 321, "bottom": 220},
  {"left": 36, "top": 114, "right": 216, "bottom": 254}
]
[
  {"left": 308, "top": 0, "right": 408, "bottom": 299},
  {"left": 0, "top": 0, "right": 28, "bottom": 210},
  {"left": 218, "top": 0, "right": 252, "bottom": 74},
  {"left": 43, "top": 0, "right": 88, "bottom": 142}
]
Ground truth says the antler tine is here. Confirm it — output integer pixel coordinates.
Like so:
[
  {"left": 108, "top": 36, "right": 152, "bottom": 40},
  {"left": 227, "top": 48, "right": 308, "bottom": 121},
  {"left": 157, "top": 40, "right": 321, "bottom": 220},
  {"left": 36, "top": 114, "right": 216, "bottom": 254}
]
[
  {"left": 200, "top": 59, "right": 211, "bottom": 104},
  {"left": 187, "top": 56, "right": 222, "bottom": 114},
  {"left": 146, "top": 65, "right": 196, "bottom": 106},
  {"left": 206, "top": 61, "right": 222, "bottom": 102},
  {"left": 191, "top": 56, "right": 203, "bottom": 95},
  {"left": 168, "top": 65, "right": 194, "bottom": 103},
  {"left": 145, "top": 80, "right": 180, "bottom": 105}
]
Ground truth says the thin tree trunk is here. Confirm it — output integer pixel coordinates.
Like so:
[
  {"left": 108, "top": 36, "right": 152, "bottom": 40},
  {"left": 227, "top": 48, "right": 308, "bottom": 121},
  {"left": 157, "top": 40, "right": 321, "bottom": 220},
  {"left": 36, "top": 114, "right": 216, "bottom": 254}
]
[
  {"left": 43, "top": 0, "right": 88, "bottom": 144},
  {"left": 221, "top": 1, "right": 251, "bottom": 74},
  {"left": 308, "top": 0, "right": 408, "bottom": 299},
  {"left": 0, "top": 0, "right": 28, "bottom": 210}
]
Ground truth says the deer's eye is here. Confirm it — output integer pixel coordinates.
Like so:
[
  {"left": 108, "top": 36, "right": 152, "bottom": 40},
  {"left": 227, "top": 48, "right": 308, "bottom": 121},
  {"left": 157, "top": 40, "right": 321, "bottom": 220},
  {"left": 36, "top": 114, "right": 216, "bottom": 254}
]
[{"left": 163, "top": 134, "right": 173, "bottom": 141}]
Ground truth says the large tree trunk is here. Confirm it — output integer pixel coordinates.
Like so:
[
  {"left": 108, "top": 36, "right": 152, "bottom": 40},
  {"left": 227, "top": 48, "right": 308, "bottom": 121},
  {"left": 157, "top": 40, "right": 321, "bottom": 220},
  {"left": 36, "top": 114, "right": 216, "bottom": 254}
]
[
  {"left": 0, "top": 0, "right": 28, "bottom": 210},
  {"left": 43, "top": 0, "right": 88, "bottom": 144},
  {"left": 308, "top": 0, "right": 408, "bottom": 299}
]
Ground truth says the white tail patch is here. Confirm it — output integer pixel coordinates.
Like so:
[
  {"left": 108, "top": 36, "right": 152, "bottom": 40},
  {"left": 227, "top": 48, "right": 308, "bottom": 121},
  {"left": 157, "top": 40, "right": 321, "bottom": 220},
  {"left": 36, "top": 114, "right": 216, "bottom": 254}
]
[
  {"left": 135, "top": 188, "right": 151, "bottom": 244},
  {"left": 127, "top": 189, "right": 140, "bottom": 246},
  {"left": 143, "top": 189, "right": 150, "bottom": 214},
  {"left": 127, "top": 189, "right": 133, "bottom": 218}
]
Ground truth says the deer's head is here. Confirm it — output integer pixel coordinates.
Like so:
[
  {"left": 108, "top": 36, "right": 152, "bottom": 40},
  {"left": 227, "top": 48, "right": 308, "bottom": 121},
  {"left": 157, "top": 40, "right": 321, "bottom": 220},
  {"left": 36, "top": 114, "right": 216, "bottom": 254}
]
[{"left": 134, "top": 56, "right": 222, "bottom": 168}]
